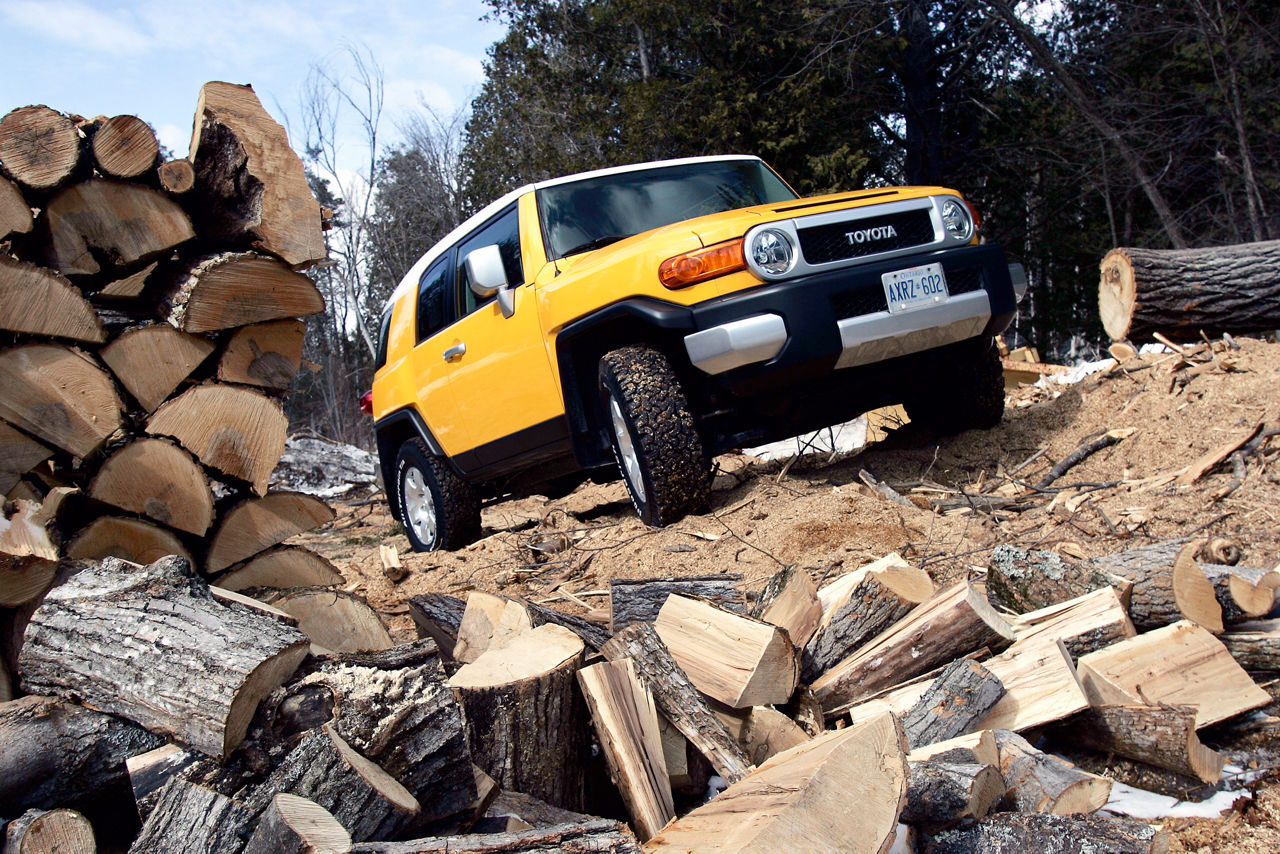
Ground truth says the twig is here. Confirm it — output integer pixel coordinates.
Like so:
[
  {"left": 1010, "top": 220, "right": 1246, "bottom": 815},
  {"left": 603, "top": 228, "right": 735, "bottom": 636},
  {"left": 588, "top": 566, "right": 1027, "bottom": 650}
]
[
  {"left": 1034, "top": 433, "right": 1124, "bottom": 489},
  {"left": 1007, "top": 445, "right": 1049, "bottom": 478},
  {"left": 710, "top": 512, "right": 787, "bottom": 569}
]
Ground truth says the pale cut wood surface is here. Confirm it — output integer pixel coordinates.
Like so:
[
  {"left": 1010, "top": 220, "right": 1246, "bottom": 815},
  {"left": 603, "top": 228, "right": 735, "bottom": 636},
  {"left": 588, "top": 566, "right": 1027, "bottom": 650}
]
[
  {"left": 0, "top": 344, "right": 123, "bottom": 458},
  {"left": 65, "top": 515, "right": 192, "bottom": 566},
  {"left": 90, "top": 114, "right": 159, "bottom": 178},
  {"left": 644, "top": 712, "right": 908, "bottom": 854},
  {"left": 753, "top": 565, "right": 822, "bottom": 649},
  {"left": 215, "top": 545, "right": 343, "bottom": 591},
  {"left": 653, "top": 593, "right": 798, "bottom": 709},
  {"left": 272, "top": 587, "right": 393, "bottom": 654},
  {"left": 205, "top": 490, "right": 335, "bottom": 572},
  {"left": 43, "top": 179, "right": 194, "bottom": 276},
  {"left": 454, "top": 590, "right": 538, "bottom": 664},
  {"left": 89, "top": 437, "right": 213, "bottom": 535},
  {"left": 242, "top": 793, "right": 352, "bottom": 854},
  {"left": 0, "top": 422, "right": 51, "bottom": 497},
  {"left": 217, "top": 318, "right": 305, "bottom": 388},
  {"left": 146, "top": 383, "right": 287, "bottom": 494},
  {"left": 714, "top": 705, "right": 810, "bottom": 767},
  {"left": 158, "top": 158, "right": 195, "bottom": 194},
  {"left": 0, "top": 106, "right": 82, "bottom": 190},
  {"left": 97, "top": 260, "right": 156, "bottom": 298},
  {"left": 578, "top": 658, "right": 674, "bottom": 841},
  {"left": 0, "top": 174, "right": 34, "bottom": 237},
  {"left": 1077, "top": 620, "right": 1271, "bottom": 728},
  {"left": 163, "top": 252, "right": 324, "bottom": 332},
  {"left": 0, "top": 255, "right": 104, "bottom": 342},
  {"left": 907, "top": 730, "right": 999, "bottom": 766},
  {"left": 3, "top": 807, "right": 96, "bottom": 854},
  {"left": 1008, "top": 585, "right": 1137, "bottom": 658},
  {"left": 100, "top": 324, "right": 215, "bottom": 412}
]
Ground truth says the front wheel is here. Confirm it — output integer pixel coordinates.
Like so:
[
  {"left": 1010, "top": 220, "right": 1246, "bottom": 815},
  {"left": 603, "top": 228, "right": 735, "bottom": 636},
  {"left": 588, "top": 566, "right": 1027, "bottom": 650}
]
[
  {"left": 394, "top": 439, "right": 481, "bottom": 552},
  {"left": 599, "top": 345, "right": 711, "bottom": 526},
  {"left": 903, "top": 337, "right": 1006, "bottom": 435}
]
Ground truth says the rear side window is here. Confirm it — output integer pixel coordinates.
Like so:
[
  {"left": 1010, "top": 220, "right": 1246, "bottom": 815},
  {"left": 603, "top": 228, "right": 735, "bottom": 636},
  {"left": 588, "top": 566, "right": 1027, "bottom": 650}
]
[
  {"left": 457, "top": 206, "right": 524, "bottom": 316},
  {"left": 416, "top": 257, "right": 452, "bottom": 343},
  {"left": 374, "top": 308, "right": 392, "bottom": 368}
]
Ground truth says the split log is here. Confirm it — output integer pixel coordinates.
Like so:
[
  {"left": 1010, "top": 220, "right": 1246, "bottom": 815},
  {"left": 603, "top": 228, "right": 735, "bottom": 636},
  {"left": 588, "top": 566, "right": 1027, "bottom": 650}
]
[
  {"left": 215, "top": 546, "right": 343, "bottom": 591},
  {"left": 907, "top": 730, "right": 998, "bottom": 766},
  {"left": 89, "top": 438, "right": 214, "bottom": 535},
  {"left": 0, "top": 422, "right": 51, "bottom": 495},
  {"left": 90, "top": 115, "right": 159, "bottom": 179},
  {"left": 1086, "top": 539, "right": 1223, "bottom": 632},
  {"left": 1, "top": 175, "right": 33, "bottom": 237},
  {"left": 713, "top": 705, "right": 810, "bottom": 767},
  {"left": 0, "top": 694, "right": 166, "bottom": 814},
  {"left": 146, "top": 383, "right": 288, "bottom": 494},
  {"left": 0, "top": 255, "right": 104, "bottom": 342},
  {"left": 993, "top": 729, "right": 1111, "bottom": 815},
  {"left": 242, "top": 724, "right": 421, "bottom": 842},
  {"left": 157, "top": 158, "right": 195, "bottom": 194},
  {"left": 653, "top": 593, "right": 798, "bottom": 709},
  {"left": 448, "top": 624, "right": 588, "bottom": 810},
  {"left": 927, "top": 812, "right": 1168, "bottom": 854},
  {"left": 271, "top": 588, "right": 393, "bottom": 654},
  {"left": 99, "top": 324, "right": 215, "bottom": 413},
  {"left": 127, "top": 744, "right": 199, "bottom": 821},
  {"left": 19, "top": 555, "right": 309, "bottom": 756},
  {"left": 751, "top": 565, "right": 822, "bottom": 649},
  {"left": 0, "top": 493, "right": 61, "bottom": 607},
  {"left": 243, "top": 794, "right": 352, "bottom": 854},
  {"left": 3, "top": 808, "right": 95, "bottom": 854},
  {"left": 644, "top": 713, "right": 908, "bottom": 854},
  {"left": 987, "top": 544, "right": 1123, "bottom": 613},
  {"left": 206, "top": 491, "right": 335, "bottom": 572},
  {"left": 407, "top": 592, "right": 467, "bottom": 660},
  {"left": 189, "top": 81, "right": 327, "bottom": 269},
  {"left": 482, "top": 791, "right": 598, "bottom": 831},
  {"left": 348, "top": 820, "right": 640, "bottom": 853},
  {"left": 577, "top": 658, "right": 674, "bottom": 841},
  {"left": 900, "top": 659, "right": 1005, "bottom": 750},
  {"left": 43, "top": 180, "right": 194, "bottom": 276},
  {"left": 1201, "top": 563, "right": 1280, "bottom": 622},
  {"left": 1099, "top": 240, "right": 1280, "bottom": 342},
  {"left": 212, "top": 585, "right": 298, "bottom": 624},
  {"left": 804, "top": 555, "right": 935, "bottom": 684},
  {"left": 655, "top": 715, "right": 713, "bottom": 797},
  {"left": 452, "top": 590, "right": 608, "bottom": 662},
  {"left": 599, "top": 621, "right": 752, "bottom": 783},
  {"left": 812, "top": 583, "right": 1014, "bottom": 713},
  {"left": 1065, "top": 704, "right": 1223, "bottom": 784},
  {"left": 65, "top": 516, "right": 193, "bottom": 566},
  {"left": 218, "top": 318, "right": 304, "bottom": 388},
  {"left": 609, "top": 574, "right": 744, "bottom": 633},
  {"left": 902, "top": 760, "right": 1004, "bottom": 824},
  {"left": 0, "top": 344, "right": 123, "bottom": 457},
  {"left": 1221, "top": 618, "right": 1280, "bottom": 670},
  {"left": 0, "top": 106, "right": 82, "bottom": 191},
  {"left": 1076, "top": 620, "right": 1271, "bottom": 728},
  {"left": 162, "top": 252, "right": 324, "bottom": 333},
  {"left": 1007, "top": 586, "right": 1136, "bottom": 658},
  {"left": 129, "top": 778, "right": 253, "bottom": 854},
  {"left": 97, "top": 260, "right": 157, "bottom": 299}
]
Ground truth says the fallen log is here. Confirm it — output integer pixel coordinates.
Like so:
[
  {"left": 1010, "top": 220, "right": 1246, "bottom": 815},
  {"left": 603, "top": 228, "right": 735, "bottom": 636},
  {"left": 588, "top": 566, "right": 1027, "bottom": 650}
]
[
  {"left": 90, "top": 114, "right": 159, "bottom": 179},
  {"left": 347, "top": 820, "right": 640, "bottom": 853},
  {"left": 609, "top": 574, "right": 744, "bottom": 633},
  {"left": 644, "top": 713, "right": 908, "bottom": 854},
  {"left": 993, "top": 729, "right": 1111, "bottom": 815},
  {"left": 751, "top": 565, "right": 822, "bottom": 649},
  {"left": 89, "top": 438, "right": 214, "bottom": 536},
  {"left": 407, "top": 593, "right": 467, "bottom": 661},
  {"left": 1086, "top": 539, "right": 1223, "bottom": 632},
  {"left": 599, "top": 621, "right": 751, "bottom": 783},
  {"left": 900, "top": 659, "right": 1005, "bottom": 750},
  {"left": 0, "top": 694, "right": 166, "bottom": 814},
  {"left": 19, "top": 555, "right": 309, "bottom": 757},
  {"left": 0, "top": 344, "right": 123, "bottom": 458},
  {"left": 242, "top": 794, "right": 352, "bottom": 854},
  {"left": 4, "top": 808, "right": 95, "bottom": 854},
  {"left": 927, "top": 812, "right": 1169, "bottom": 854},
  {"left": 272, "top": 588, "right": 393, "bottom": 654},
  {"left": 0, "top": 255, "right": 105, "bottom": 342},
  {"left": 447, "top": 624, "right": 588, "bottom": 810},
  {"left": 43, "top": 179, "right": 194, "bottom": 277},
  {"left": 215, "top": 546, "right": 343, "bottom": 591},
  {"left": 0, "top": 106, "right": 83, "bottom": 191},
  {"left": 987, "top": 544, "right": 1123, "bottom": 613},
  {"left": 129, "top": 778, "right": 253, "bottom": 854},
  {"left": 65, "top": 516, "right": 193, "bottom": 566},
  {"left": 1, "top": 175, "right": 34, "bottom": 237},
  {"left": 99, "top": 324, "right": 216, "bottom": 413},
  {"left": 161, "top": 252, "right": 324, "bottom": 333},
  {"left": 1220, "top": 618, "right": 1280, "bottom": 670},
  {"left": 218, "top": 318, "right": 305, "bottom": 389},
  {"left": 653, "top": 593, "right": 798, "bottom": 709},
  {"left": 902, "top": 760, "right": 1005, "bottom": 824},
  {"left": 1099, "top": 240, "right": 1280, "bottom": 342},
  {"left": 1063, "top": 704, "right": 1223, "bottom": 784}
]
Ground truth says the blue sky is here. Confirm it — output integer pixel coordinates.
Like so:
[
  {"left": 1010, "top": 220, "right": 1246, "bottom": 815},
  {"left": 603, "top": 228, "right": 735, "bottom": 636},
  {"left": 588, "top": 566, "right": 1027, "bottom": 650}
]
[{"left": 0, "top": 0, "right": 504, "bottom": 162}]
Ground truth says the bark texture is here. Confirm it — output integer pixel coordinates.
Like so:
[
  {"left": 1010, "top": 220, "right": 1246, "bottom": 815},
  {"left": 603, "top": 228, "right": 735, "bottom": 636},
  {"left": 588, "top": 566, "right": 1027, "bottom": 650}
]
[
  {"left": 609, "top": 574, "right": 744, "bottom": 633},
  {"left": 927, "top": 812, "right": 1168, "bottom": 853},
  {"left": 901, "top": 659, "right": 1006, "bottom": 750}
]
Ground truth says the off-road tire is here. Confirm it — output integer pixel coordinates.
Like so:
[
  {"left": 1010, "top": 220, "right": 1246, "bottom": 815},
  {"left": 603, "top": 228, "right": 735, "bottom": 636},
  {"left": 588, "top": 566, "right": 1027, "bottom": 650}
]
[
  {"left": 903, "top": 337, "right": 1006, "bottom": 435},
  {"left": 394, "top": 438, "right": 481, "bottom": 552},
  {"left": 599, "top": 345, "right": 711, "bottom": 526}
]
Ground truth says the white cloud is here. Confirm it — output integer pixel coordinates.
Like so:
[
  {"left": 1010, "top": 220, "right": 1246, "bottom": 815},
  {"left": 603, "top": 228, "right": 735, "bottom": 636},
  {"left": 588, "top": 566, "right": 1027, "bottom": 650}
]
[
  {"left": 1, "top": 1, "right": 149, "bottom": 54},
  {"left": 155, "top": 123, "right": 190, "bottom": 158}
]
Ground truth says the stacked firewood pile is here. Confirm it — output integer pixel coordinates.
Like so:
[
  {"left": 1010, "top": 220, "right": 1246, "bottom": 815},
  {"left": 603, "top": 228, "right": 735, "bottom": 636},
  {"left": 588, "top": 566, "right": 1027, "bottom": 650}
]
[{"left": 0, "top": 85, "right": 346, "bottom": 698}]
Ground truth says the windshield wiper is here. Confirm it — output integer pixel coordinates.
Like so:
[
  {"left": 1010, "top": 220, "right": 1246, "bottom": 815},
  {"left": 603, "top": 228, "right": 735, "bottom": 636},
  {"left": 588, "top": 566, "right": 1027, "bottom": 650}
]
[{"left": 561, "top": 234, "right": 629, "bottom": 257}]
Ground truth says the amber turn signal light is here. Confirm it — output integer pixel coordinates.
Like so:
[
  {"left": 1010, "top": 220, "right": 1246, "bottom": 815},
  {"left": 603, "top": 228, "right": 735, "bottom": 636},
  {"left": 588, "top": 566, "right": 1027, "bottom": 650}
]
[{"left": 659, "top": 240, "right": 746, "bottom": 289}]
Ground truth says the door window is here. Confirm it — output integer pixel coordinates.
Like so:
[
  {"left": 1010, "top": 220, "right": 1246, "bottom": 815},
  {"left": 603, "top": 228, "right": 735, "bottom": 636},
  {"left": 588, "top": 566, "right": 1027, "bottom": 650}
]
[
  {"left": 415, "top": 257, "right": 453, "bottom": 344},
  {"left": 457, "top": 206, "right": 524, "bottom": 316}
]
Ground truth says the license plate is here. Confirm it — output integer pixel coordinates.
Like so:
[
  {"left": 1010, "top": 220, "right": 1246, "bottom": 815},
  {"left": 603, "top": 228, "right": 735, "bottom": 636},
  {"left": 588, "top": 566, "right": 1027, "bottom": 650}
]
[{"left": 882, "top": 263, "right": 949, "bottom": 314}]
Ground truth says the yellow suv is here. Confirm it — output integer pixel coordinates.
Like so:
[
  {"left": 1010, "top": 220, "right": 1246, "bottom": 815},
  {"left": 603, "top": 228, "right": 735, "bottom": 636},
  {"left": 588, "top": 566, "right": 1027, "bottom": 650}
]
[{"left": 372, "top": 156, "right": 1024, "bottom": 550}]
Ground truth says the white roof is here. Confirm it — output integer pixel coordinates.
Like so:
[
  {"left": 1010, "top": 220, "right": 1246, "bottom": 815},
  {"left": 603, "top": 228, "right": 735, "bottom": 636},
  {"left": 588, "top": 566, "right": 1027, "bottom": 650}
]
[{"left": 383, "top": 154, "right": 764, "bottom": 309}]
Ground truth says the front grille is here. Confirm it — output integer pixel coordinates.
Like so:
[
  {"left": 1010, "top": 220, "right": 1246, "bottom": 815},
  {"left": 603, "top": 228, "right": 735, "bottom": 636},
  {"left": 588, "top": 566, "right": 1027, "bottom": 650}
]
[
  {"left": 798, "top": 208, "right": 935, "bottom": 265},
  {"left": 946, "top": 265, "right": 983, "bottom": 295},
  {"left": 830, "top": 286, "right": 889, "bottom": 320}
]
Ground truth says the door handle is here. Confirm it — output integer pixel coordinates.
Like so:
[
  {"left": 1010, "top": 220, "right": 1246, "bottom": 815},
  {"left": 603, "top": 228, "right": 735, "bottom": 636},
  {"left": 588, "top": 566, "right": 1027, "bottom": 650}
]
[{"left": 442, "top": 342, "right": 467, "bottom": 362}]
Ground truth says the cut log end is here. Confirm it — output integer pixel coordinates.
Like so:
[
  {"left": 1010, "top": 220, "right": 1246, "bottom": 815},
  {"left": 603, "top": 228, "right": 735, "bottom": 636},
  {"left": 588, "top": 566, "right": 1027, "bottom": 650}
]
[
  {"left": 0, "top": 106, "right": 82, "bottom": 190},
  {"left": 1098, "top": 248, "right": 1137, "bottom": 342},
  {"left": 91, "top": 115, "right": 160, "bottom": 179}
]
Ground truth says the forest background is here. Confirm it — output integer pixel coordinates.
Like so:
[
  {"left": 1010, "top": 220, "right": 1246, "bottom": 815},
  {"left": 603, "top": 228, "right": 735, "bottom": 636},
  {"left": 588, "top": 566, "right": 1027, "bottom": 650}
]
[{"left": 290, "top": 0, "right": 1280, "bottom": 447}]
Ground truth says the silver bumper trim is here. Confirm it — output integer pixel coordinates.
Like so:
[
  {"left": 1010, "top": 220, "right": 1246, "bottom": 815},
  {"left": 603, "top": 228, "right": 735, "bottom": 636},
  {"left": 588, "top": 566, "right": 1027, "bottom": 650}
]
[
  {"left": 685, "top": 313, "right": 788, "bottom": 375},
  {"left": 834, "top": 290, "right": 992, "bottom": 370}
]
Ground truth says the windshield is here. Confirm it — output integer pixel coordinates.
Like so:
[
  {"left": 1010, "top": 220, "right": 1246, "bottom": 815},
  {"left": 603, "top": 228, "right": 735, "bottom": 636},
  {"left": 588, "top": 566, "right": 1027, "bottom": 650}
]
[{"left": 537, "top": 159, "right": 797, "bottom": 261}]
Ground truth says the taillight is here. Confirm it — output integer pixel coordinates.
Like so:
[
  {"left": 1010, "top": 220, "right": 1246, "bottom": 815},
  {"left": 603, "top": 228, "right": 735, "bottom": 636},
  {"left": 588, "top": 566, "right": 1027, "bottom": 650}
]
[
  {"left": 359, "top": 390, "right": 373, "bottom": 415},
  {"left": 659, "top": 239, "right": 746, "bottom": 289}
]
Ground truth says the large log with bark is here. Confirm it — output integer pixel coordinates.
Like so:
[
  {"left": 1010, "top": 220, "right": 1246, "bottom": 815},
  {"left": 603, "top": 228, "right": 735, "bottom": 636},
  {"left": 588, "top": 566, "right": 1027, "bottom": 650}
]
[
  {"left": 4, "top": 808, "right": 96, "bottom": 854},
  {"left": 447, "top": 624, "right": 588, "bottom": 810},
  {"left": 1099, "top": 240, "right": 1280, "bottom": 342},
  {"left": 205, "top": 491, "right": 335, "bottom": 572},
  {"left": 927, "top": 812, "right": 1169, "bottom": 854},
  {"left": 987, "top": 544, "right": 1122, "bottom": 613},
  {"left": 1085, "top": 539, "right": 1223, "bottom": 632},
  {"left": 99, "top": 324, "right": 216, "bottom": 413},
  {"left": 993, "top": 729, "right": 1111, "bottom": 815},
  {"left": 349, "top": 820, "right": 641, "bottom": 853},
  {"left": 0, "top": 344, "right": 123, "bottom": 458},
  {"left": 609, "top": 574, "right": 744, "bottom": 633},
  {"left": 1221, "top": 618, "right": 1280, "bottom": 670},
  {"left": 18, "top": 555, "right": 309, "bottom": 757},
  {"left": 188, "top": 82, "right": 327, "bottom": 269},
  {"left": 1064, "top": 703, "right": 1224, "bottom": 784},
  {"left": 42, "top": 179, "right": 194, "bottom": 277},
  {"left": 89, "top": 438, "right": 214, "bottom": 536},
  {"left": 0, "top": 255, "right": 104, "bottom": 342},
  {"left": 161, "top": 252, "right": 324, "bottom": 332},
  {"left": 0, "top": 106, "right": 83, "bottom": 191},
  {"left": 129, "top": 778, "right": 253, "bottom": 854},
  {"left": 0, "top": 694, "right": 166, "bottom": 814}
]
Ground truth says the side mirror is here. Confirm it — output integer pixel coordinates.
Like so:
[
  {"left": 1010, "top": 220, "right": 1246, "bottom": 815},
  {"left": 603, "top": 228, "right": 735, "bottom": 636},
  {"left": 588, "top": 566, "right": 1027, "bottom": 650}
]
[{"left": 464, "top": 245, "right": 515, "bottom": 318}]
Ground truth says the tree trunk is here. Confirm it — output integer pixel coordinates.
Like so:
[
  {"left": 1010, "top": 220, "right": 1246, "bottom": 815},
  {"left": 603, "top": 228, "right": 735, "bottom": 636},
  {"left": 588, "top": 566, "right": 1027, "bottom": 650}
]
[
  {"left": 88, "top": 438, "right": 214, "bottom": 536},
  {"left": 3, "top": 808, "right": 95, "bottom": 854},
  {"left": 1064, "top": 704, "right": 1223, "bottom": 784},
  {"left": 599, "top": 621, "right": 752, "bottom": 784},
  {"left": 347, "top": 820, "right": 641, "bottom": 853},
  {"left": 42, "top": 179, "right": 194, "bottom": 277},
  {"left": 65, "top": 515, "right": 193, "bottom": 566},
  {"left": 1098, "top": 241, "right": 1280, "bottom": 341},
  {"left": 447, "top": 624, "right": 588, "bottom": 811},
  {"left": 0, "top": 255, "right": 104, "bottom": 342},
  {"left": 90, "top": 115, "right": 160, "bottom": 179},
  {"left": 129, "top": 778, "right": 253, "bottom": 854},
  {"left": 242, "top": 794, "right": 352, "bottom": 854},
  {"left": 0, "top": 344, "right": 123, "bottom": 458},
  {"left": 99, "top": 323, "right": 216, "bottom": 413},
  {"left": 0, "top": 106, "right": 84, "bottom": 191},
  {"left": 218, "top": 319, "right": 305, "bottom": 389},
  {"left": 1086, "top": 539, "right": 1226, "bottom": 632},
  {"left": 1, "top": 174, "right": 34, "bottom": 237},
  {"left": 902, "top": 760, "right": 1004, "bottom": 824},
  {"left": 19, "top": 555, "right": 309, "bottom": 757},
  {"left": 609, "top": 574, "right": 744, "bottom": 634},
  {"left": 206, "top": 491, "right": 335, "bottom": 572},
  {"left": 993, "top": 729, "right": 1111, "bottom": 815},
  {"left": 161, "top": 252, "right": 325, "bottom": 332},
  {"left": 214, "top": 546, "right": 343, "bottom": 591},
  {"left": 901, "top": 659, "right": 1005, "bottom": 750},
  {"left": 926, "top": 813, "right": 1169, "bottom": 854},
  {"left": 0, "top": 694, "right": 165, "bottom": 814}
]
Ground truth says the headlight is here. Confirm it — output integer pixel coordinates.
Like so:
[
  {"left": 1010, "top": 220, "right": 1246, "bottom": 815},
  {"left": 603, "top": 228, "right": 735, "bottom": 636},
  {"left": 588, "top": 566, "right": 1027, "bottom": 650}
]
[
  {"left": 749, "top": 228, "right": 795, "bottom": 276},
  {"left": 941, "top": 199, "right": 974, "bottom": 242}
]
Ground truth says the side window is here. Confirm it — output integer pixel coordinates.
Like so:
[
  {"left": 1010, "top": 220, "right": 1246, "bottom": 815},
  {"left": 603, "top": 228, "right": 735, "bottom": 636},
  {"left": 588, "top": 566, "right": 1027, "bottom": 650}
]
[
  {"left": 374, "top": 308, "right": 393, "bottom": 369},
  {"left": 415, "top": 257, "right": 452, "bottom": 344},
  {"left": 457, "top": 206, "right": 524, "bottom": 316}
]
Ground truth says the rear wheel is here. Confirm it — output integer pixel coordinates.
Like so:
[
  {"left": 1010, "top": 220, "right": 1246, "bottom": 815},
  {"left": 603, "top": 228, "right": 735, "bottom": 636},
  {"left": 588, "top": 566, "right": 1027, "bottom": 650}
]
[
  {"left": 394, "top": 439, "right": 480, "bottom": 552},
  {"left": 599, "top": 345, "right": 711, "bottom": 526},
  {"left": 903, "top": 337, "right": 1006, "bottom": 434}
]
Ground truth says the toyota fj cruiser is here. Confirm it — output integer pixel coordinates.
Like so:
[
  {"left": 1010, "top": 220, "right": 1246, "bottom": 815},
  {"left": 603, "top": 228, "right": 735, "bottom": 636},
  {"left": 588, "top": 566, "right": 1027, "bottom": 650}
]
[{"left": 372, "top": 156, "right": 1025, "bottom": 551}]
